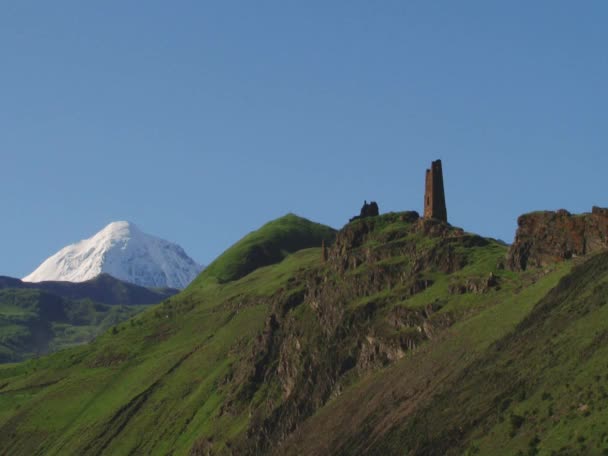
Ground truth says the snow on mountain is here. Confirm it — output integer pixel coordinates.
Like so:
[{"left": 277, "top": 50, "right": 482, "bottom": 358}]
[{"left": 23, "top": 221, "right": 202, "bottom": 289}]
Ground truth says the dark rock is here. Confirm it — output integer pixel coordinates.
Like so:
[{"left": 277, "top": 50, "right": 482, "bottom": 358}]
[
  {"left": 592, "top": 206, "right": 608, "bottom": 217},
  {"left": 506, "top": 207, "right": 608, "bottom": 271}
]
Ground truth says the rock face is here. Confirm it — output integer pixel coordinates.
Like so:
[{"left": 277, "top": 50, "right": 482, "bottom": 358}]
[
  {"left": 349, "top": 200, "right": 379, "bottom": 222},
  {"left": 507, "top": 207, "right": 608, "bottom": 271},
  {"left": 424, "top": 159, "right": 448, "bottom": 222},
  {"left": 448, "top": 273, "right": 499, "bottom": 295}
]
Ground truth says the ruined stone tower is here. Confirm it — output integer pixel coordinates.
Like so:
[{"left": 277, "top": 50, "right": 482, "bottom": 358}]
[{"left": 423, "top": 159, "right": 447, "bottom": 222}]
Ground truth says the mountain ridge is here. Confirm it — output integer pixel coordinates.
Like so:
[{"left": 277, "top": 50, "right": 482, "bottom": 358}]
[{"left": 0, "top": 273, "right": 178, "bottom": 306}]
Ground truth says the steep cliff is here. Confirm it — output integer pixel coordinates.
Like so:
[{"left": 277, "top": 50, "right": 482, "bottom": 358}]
[{"left": 507, "top": 206, "right": 608, "bottom": 271}]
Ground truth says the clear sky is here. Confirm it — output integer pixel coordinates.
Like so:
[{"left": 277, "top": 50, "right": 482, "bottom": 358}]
[{"left": 2, "top": 1, "right": 607, "bottom": 278}]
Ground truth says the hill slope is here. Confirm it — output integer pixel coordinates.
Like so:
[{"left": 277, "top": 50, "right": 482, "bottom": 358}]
[
  {"left": 278, "top": 251, "right": 608, "bottom": 456},
  {"left": 0, "top": 212, "right": 605, "bottom": 455},
  {"left": 195, "top": 213, "right": 336, "bottom": 284}
]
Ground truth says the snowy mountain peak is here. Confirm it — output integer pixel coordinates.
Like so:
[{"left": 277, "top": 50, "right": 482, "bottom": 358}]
[
  {"left": 23, "top": 221, "right": 202, "bottom": 289},
  {"left": 101, "top": 220, "right": 134, "bottom": 234}
]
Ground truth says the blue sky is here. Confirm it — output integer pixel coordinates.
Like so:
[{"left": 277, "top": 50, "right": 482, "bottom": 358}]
[{"left": 1, "top": 1, "right": 607, "bottom": 277}]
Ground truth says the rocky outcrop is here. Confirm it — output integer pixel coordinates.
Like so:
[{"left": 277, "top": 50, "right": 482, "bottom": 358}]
[
  {"left": 507, "top": 207, "right": 608, "bottom": 271},
  {"left": 329, "top": 212, "right": 485, "bottom": 276},
  {"left": 448, "top": 273, "right": 499, "bottom": 295},
  {"left": 355, "top": 303, "right": 455, "bottom": 372}
]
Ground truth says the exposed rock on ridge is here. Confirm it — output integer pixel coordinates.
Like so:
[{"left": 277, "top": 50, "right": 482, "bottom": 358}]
[{"left": 507, "top": 206, "right": 608, "bottom": 271}]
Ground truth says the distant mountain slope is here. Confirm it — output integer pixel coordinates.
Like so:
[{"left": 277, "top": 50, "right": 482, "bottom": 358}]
[
  {"left": 23, "top": 221, "right": 202, "bottom": 289},
  {"left": 0, "top": 275, "right": 178, "bottom": 363},
  {"left": 0, "top": 274, "right": 177, "bottom": 305},
  {"left": 0, "top": 289, "right": 143, "bottom": 363},
  {"left": 195, "top": 213, "right": 336, "bottom": 284}
]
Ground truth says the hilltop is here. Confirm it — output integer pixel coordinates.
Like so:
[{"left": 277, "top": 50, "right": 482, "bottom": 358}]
[{"left": 195, "top": 213, "right": 336, "bottom": 284}]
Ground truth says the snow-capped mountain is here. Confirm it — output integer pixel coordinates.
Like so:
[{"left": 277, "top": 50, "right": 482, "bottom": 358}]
[{"left": 23, "top": 221, "right": 202, "bottom": 289}]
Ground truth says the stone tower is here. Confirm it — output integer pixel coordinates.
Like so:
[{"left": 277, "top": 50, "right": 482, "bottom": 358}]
[{"left": 423, "top": 159, "right": 447, "bottom": 222}]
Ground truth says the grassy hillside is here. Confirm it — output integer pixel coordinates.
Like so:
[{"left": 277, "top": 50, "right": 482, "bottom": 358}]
[
  {"left": 278, "top": 251, "right": 608, "bottom": 456},
  {"left": 195, "top": 213, "right": 336, "bottom": 284},
  {"left": 0, "top": 212, "right": 605, "bottom": 455},
  {"left": 0, "top": 275, "right": 178, "bottom": 363}
]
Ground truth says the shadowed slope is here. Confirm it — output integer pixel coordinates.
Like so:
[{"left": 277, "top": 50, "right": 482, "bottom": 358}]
[
  {"left": 0, "top": 275, "right": 178, "bottom": 362},
  {"left": 0, "top": 274, "right": 177, "bottom": 306}
]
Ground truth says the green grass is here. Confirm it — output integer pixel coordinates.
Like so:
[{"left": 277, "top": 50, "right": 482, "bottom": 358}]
[{"left": 193, "top": 213, "right": 335, "bottom": 285}]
